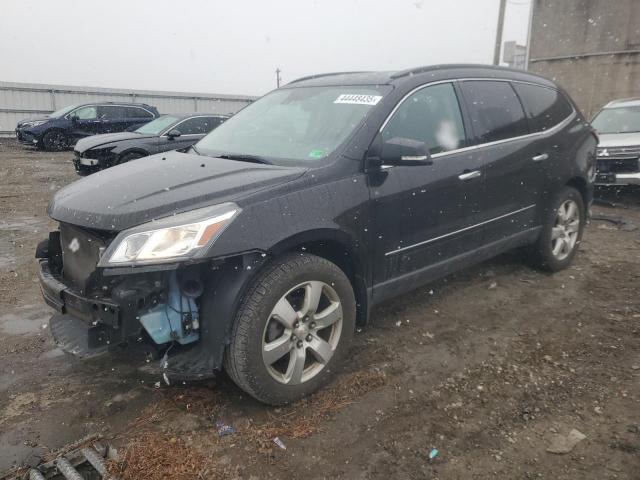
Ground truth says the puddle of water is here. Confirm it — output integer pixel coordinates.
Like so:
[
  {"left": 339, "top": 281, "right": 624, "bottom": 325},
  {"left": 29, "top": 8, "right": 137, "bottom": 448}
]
[
  {"left": 40, "top": 348, "right": 65, "bottom": 360},
  {"left": 0, "top": 307, "right": 50, "bottom": 336},
  {"left": 0, "top": 216, "right": 47, "bottom": 231}
]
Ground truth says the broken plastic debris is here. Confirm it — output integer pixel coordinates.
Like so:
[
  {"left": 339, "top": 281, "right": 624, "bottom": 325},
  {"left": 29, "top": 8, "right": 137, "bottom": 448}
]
[
  {"left": 429, "top": 448, "right": 439, "bottom": 461},
  {"left": 272, "top": 437, "right": 287, "bottom": 450},
  {"left": 162, "top": 373, "right": 170, "bottom": 386},
  {"left": 215, "top": 419, "right": 236, "bottom": 437},
  {"left": 154, "top": 381, "right": 161, "bottom": 388}
]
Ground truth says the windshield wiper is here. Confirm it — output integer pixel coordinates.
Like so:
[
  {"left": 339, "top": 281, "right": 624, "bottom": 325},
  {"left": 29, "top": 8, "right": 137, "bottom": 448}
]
[{"left": 216, "top": 153, "right": 272, "bottom": 165}]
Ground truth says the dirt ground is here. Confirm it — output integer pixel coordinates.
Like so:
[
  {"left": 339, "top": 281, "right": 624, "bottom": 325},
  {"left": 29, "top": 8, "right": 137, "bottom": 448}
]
[{"left": 1, "top": 138, "right": 639, "bottom": 479}]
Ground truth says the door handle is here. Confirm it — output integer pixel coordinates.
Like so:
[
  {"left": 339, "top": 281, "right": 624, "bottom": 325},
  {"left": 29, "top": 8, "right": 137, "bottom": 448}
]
[
  {"left": 458, "top": 170, "right": 481, "bottom": 181},
  {"left": 532, "top": 153, "right": 549, "bottom": 162}
]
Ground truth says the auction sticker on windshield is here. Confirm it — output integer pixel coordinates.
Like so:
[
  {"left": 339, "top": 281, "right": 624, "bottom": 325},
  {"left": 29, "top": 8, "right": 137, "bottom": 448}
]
[{"left": 334, "top": 94, "right": 383, "bottom": 105}]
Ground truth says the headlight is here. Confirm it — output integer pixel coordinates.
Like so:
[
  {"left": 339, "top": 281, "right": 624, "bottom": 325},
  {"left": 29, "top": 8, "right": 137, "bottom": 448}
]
[
  {"left": 98, "top": 203, "right": 240, "bottom": 267},
  {"left": 22, "top": 120, "right": 47, "bottom": 128}
]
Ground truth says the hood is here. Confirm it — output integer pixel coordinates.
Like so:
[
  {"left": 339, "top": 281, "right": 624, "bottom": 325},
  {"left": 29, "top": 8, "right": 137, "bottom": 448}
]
[
  {"left": 74, "top": 132, "right": 156, "bottom": 153},
  {"left": 17, "top": 116, "right": 50, "bottom": 127},
  {"left": 597, "top": 132, "right": 640, "bottom": 148},
  {"left": 49, "top": 150, "right": 306, "bottom": 231}
]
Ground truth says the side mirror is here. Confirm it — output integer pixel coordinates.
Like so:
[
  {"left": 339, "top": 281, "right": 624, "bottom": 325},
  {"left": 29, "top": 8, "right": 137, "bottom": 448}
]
[
  {"left": 70, "top": 115, "right": 79, "bottom": 123},
  {"left": 367, "top": 135, "right": 432, "bottom": 169},
  {"left": 167, "top": 129, "right": 182, "bottom": 139}
]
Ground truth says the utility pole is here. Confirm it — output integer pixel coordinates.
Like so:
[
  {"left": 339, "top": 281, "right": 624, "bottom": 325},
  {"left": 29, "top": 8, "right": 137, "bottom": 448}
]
[
  {"left": 493, "top": 0, "right": 507, "bottom": 65},
  {"left": 276, "top": 68, "right": 282, "bottom": 88}
]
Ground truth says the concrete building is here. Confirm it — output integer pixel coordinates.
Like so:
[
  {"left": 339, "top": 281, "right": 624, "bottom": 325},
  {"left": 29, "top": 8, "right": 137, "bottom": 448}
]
[
  {"left": 503, "top": 41, "right": 527, "bottom": 70},
  {"left": 527, "top": 0, "right": 640, "bottom": 118}
]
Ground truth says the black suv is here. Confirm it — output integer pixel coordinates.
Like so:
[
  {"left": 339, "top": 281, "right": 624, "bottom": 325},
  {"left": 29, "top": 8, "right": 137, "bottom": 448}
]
[
  {"left": 36, "top": 65, "right": 596, "bottom": 405},
  {"left": 16, "top": 102, "right": 159, "bottom": 151}
]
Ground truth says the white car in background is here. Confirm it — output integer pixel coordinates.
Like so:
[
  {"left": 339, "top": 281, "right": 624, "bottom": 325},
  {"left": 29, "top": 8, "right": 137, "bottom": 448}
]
[{"left": 591, "top": 98, "right": 640, "bottom": 185}]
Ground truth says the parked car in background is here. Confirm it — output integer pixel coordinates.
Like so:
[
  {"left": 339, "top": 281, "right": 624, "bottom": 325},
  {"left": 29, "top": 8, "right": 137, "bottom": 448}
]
[
  {"left": 591, "top": 98, "right": 640, "bottom": 185},
  {"left": 36, "top": 65, "right": 595, "bottom": 405},
  {"left": 73, "top": 113, "right": 229, "bottom": 175},
  {"left": 15, "top": 102, "right": 159, "bottom": 151}
]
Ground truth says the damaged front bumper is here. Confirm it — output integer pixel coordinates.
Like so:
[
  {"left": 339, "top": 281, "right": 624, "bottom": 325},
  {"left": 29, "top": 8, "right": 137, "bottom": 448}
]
[{"left": 36, "top": 232, "right": 266, "bottom": 381}]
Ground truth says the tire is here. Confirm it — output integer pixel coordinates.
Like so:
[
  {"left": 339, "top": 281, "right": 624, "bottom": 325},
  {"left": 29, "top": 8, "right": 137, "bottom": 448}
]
[
  {"left": 224, "top": 253, "right": 356, "bottom": 405},
  {"left": 41, "top": 130, "right": 69, "bottom": 151},
  {"left": 115, "top": 151, "right": 145, "bottom": 165},
  {"left": 527, "top": 186, "right": 586, "bottom": 272}
]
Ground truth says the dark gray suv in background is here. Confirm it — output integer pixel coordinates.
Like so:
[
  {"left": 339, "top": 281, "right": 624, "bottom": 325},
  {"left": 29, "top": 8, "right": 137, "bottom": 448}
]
[
  {"left": 15, "top": 102, "right": 159, "bottom": 151},
  {"left": 36, "top": 65, "right": 596, "bottom": 405}
]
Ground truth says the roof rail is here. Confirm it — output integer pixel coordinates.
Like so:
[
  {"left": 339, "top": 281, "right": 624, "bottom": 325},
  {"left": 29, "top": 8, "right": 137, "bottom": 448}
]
[
  {"left": 288, "top": 71, "right": 372, "bottom": 85},
  {"left": 390, "top": 63, "right": 523, "bottom": 79}
]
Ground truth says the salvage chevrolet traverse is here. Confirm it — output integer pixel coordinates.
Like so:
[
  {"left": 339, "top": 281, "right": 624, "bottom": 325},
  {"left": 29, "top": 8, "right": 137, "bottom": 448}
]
[{"left": 36, "top": 65, "right": 596, "bottom": 405}]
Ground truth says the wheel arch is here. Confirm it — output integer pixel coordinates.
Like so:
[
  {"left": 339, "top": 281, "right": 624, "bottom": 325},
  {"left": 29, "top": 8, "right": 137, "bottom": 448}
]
[
  {"left": 565, "top": 176, "right": 591, "bottom": 210},
  {"left": 267, "top": 229, "right": 370, "bottom": 326},
  {"left": 117, "top": 148, "right": 149, "bottom": 163}
]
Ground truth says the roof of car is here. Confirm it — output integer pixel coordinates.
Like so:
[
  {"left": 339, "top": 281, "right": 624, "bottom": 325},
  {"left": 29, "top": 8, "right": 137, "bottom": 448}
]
[
  {"left": 166, "top": 112, "right": 230, "bottom": 119},
  {"left": 603, "top": 97, "right": 640, "bottom": 109},
  {"left": 287, "top": 64, "right": 556, "bottom": 88}
]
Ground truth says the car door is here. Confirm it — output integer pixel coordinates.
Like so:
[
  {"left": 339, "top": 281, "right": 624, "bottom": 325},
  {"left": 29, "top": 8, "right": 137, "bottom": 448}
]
[
  {"left": 97, "top": 105, "right": 128, "bottom": 134},
  {"left": 457, "top": 80, "right": 539, "bottom": 244},
  {"left": 369, "top": 82, "right": 484, "bottom": 293},
  {"left": 124, "top": 106, "right": 155, "bottom": 130},
  {"left": 68, "top": 105, "right": 100, "bottom": 140}
]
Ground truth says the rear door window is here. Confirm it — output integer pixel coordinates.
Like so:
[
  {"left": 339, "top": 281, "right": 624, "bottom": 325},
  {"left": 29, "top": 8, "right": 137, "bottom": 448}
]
[
  {"left": 98, "top": 106, "right": 125, "bottom": 120},
  {"left": 176, "top": 117, "right": 225, "bottom": 135},
  {"left": 124, "top": 107, "right": 153, "bottom": 119},
  {"left": 513, "top": 83, "right": 573, "bottom": 132},
  {"left": 382, "top": 82, "right": 467, "bottom": 154},
  {"left": 459, "top": 80, "right": 528, "bottom": 144}
]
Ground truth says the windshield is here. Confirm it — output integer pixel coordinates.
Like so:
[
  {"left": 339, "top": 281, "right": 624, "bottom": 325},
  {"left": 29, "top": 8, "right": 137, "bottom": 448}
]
[
  {"left": 49, "top": 104, "right": 78, "bottom": 118},
  {"left": 592, "top": 106, "right": 640, "bottom": 134},
  {"left": 135, "top": 115, "right": 180, "bottom": 135},
  {"left": 195, "top": 86, "right": 390, "bottom": 166}
]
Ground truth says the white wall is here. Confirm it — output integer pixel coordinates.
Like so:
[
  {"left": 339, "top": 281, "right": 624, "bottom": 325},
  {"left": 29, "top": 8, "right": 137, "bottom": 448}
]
[{"left": 0, "top": 81, "right": 256, "bottom": 135}]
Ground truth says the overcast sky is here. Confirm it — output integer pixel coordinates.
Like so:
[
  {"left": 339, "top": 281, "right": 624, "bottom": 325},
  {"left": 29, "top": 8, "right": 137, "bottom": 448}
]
[{"left": 1, "top": 0, "right": 530, "bottom": 96}]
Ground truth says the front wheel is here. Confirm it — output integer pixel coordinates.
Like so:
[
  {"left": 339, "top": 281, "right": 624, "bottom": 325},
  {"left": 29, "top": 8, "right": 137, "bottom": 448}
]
[
  {"left": 41, "top": 130, "right": 69, "bottom": 151},
  {"left": 224, "top": 254, "right": 356, "bottom": 405},
  {"left": 528, "top": 186, "right": 585, "bottom": 271}
]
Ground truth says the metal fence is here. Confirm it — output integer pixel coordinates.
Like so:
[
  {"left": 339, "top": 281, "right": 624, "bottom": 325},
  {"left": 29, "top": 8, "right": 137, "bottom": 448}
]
[{"left": 0, "top": 81, "right": 256, "bottom": 135}]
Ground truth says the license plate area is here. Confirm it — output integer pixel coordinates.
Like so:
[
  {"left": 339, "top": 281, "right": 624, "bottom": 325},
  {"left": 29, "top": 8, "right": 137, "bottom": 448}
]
[{"left": 596, "top": 173, "right": 616, "bottom": 183}]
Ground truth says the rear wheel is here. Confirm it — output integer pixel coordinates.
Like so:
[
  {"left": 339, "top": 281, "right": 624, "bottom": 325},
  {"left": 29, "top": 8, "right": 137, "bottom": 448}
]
[
  {"left": 41, "top": 130, "right": 69, "bottom": 151},
  {"left": 224, "top": 253, "right": 356, "bottom": 405},
  {"left": 528, "top": 186, "right": 585, "bottom": 271}
]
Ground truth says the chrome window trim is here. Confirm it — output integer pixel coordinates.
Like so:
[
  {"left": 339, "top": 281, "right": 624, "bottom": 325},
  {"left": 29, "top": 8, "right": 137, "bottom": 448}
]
[
  {"left": 161, "top": 115, "right": 220, "bottom": 137},
  {"left": 64, "top": 104, "right": 155, "bottom": 120},
  {"left": 384, "top": 204, "right": 536, "bottom": 257},
  {"left": 378, "top": 78, "right": 577, "bottom": 160}
]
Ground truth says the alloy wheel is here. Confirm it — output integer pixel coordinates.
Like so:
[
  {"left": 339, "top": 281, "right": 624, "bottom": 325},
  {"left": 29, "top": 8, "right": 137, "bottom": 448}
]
[
  {"left": 551, "top": 199, "right": 580, "bottom": 261},
  {"left": 262, "top": 280, "right": 343, "bottom": 385}
]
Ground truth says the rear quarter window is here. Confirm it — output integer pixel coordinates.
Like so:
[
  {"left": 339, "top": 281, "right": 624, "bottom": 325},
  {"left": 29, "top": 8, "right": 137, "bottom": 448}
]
[
  {"left": 459, "top": 80, "right": 529, "bottom": 144},
  {"left": 513, "top": 83, "right": 573, "bottom": 133},
  {"left": 125, "top": 107, "right": 154, "bottom": 119}
]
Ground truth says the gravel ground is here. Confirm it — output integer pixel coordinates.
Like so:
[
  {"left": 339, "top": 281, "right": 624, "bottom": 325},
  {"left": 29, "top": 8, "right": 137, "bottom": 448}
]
[{"left": 1, "top": 138, "right": 639, "bottom": 479}]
